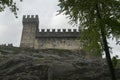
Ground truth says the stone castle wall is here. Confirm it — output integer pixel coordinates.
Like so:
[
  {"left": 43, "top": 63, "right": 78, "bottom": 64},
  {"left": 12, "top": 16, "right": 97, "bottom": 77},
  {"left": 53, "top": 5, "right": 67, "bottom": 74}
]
[
  {"left": 34, "top": 38, "right": 81, "bottom": 49},
  {"left": 20, "top": 15, "right": 81, "bottom": 50}
]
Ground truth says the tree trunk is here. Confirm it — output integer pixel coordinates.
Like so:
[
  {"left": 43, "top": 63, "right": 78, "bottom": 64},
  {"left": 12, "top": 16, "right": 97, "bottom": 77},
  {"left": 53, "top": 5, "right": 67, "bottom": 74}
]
[
  {"left": 101, "top": 29, "right": 116, "bottom": 80},
  {"left": 96, "top": 3, "right": 117, "bottom": 80}
]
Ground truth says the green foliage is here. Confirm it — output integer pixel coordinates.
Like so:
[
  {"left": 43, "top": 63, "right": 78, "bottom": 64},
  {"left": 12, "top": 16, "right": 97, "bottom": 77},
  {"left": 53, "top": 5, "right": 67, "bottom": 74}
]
[
  {"left": 112, "top": 55, "right": 120, "bottom": 68},
  {"left": 0, "top": 0, "right": 22, "bottom": 17},
  {"left": 112, "top": 55, "right": 119, "bottom": 68},
  {"left": 58, "top": 0, "right": 120, "bottom": 55},
  {"left": 116, "top": 59, "right": 120, "bottom": 68}
]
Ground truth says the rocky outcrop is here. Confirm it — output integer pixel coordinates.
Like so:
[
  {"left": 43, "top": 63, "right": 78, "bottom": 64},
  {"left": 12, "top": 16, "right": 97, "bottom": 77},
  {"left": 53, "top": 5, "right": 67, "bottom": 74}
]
[{"left": 0, "top": 46, "right": 119, "bottom": 80}]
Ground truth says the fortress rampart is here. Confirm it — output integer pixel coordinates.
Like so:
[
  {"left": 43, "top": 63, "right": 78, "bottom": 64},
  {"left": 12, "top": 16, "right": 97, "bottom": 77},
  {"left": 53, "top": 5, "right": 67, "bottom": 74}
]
[{"left": 20, "top": 15, "right": 81, "bottom": 49}]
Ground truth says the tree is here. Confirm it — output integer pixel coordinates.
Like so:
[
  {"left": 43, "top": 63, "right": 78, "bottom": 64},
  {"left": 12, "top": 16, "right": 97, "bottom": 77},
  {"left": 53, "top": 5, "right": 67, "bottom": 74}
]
[
  {"left": 0, "top": 0, "right": 22, "bottom": 17},
  {"left": 58, "top": 0, "right": 120, "bottom": 80}
]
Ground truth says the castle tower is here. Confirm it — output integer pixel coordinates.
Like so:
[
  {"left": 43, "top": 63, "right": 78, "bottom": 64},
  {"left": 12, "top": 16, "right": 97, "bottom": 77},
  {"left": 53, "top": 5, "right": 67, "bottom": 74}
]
[{"left": 20, "top": 15, "right": 39, "bottom": 48}]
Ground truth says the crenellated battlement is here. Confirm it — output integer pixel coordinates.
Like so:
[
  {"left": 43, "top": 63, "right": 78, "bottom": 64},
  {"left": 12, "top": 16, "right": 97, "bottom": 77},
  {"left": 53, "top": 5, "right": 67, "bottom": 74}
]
[
  {"left": 36, "top": 29, "right": 79, "bottom": 38},
  {"left": 39, "top": 29, "right": 79, "bottom": 32},
  {"left": 22, "top": 15, "right": 39, "bottom": 25}
]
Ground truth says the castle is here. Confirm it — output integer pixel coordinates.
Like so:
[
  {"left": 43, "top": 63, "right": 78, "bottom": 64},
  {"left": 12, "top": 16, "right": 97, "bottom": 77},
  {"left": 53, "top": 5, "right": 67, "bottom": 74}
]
[{"left": 20, "top": 15, "right": 81, "bottom": 49}]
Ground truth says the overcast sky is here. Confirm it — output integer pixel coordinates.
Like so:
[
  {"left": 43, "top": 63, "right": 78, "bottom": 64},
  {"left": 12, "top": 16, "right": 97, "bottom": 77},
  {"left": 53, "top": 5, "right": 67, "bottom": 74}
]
[{"left": 0, "top": 0, "right": 119, "bottom": 58}]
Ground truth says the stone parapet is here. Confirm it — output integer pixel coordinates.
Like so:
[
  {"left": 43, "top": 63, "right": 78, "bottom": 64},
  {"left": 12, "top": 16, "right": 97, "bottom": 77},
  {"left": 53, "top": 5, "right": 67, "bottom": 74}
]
[
  {"left": 22, "top": 15, "right": 39, "bottom": 25},
  {"left": 36, "top": 29, "right": 79, "bottom": 38},
  {"left": 36, "top": 32, "right": 79, "bottom": 38},
  {"left": 39, "top": 29, "right": 78, "bottom": 32}
]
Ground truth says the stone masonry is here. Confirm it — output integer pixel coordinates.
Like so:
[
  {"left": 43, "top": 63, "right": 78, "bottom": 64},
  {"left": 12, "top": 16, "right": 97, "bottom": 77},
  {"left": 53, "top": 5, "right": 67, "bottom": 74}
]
[{"left": 20, "top": 15, "right": 81, "bottom": 49}]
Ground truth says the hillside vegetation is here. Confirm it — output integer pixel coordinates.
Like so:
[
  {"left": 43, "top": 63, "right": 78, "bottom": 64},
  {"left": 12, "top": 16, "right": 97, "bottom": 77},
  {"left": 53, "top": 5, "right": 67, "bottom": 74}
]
[{"left": 0, "top": 46, "right": 120, "bottom": 80}]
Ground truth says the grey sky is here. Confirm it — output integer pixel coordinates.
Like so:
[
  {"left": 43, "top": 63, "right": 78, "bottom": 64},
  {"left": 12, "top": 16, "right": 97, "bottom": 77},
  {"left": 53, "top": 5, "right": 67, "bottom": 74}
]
[{"left": 0, "top": 0, "right": 119, "bottom": 57}]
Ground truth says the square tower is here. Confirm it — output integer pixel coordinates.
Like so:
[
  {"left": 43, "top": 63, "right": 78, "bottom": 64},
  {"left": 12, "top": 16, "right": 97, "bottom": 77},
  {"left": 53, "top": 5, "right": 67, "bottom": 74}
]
[{"left": 20, "top": 15, "right": 39, "bottom": 48}]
